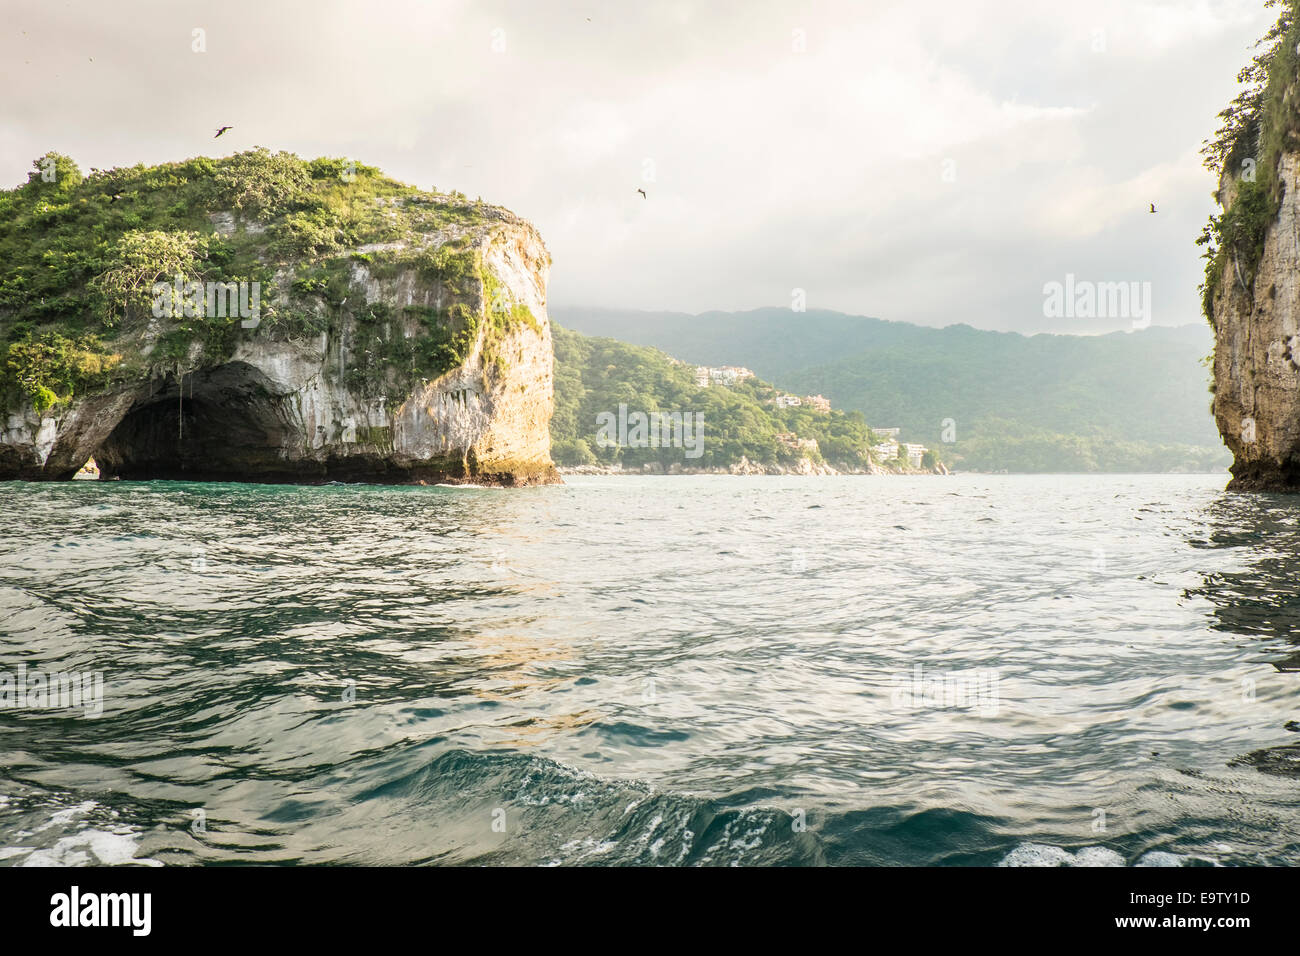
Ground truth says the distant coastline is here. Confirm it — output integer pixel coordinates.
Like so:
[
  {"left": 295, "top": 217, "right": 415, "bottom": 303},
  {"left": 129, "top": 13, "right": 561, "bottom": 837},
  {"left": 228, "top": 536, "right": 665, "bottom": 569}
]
[{"left": 558, "top": 461, "right": 946, "bottom": 477}]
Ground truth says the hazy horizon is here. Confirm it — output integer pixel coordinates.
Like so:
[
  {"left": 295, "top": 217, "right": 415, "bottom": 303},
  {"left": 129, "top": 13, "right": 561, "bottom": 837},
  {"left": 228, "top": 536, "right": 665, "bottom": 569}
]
[{"left": 550, "top": 303, "right": 1215, "bottom": 338}]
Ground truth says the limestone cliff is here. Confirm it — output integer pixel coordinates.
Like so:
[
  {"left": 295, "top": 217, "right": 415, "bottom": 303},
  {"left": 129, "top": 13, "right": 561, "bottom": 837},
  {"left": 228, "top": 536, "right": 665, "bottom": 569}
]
[
  {"left": 1204, "top": 4, "right": 1300, "bottom": 490},
  {"left": 0, "top": 151, "right": 558, "bottom": 485},
  {"left": 1207, "top": 156, "right": 1300, "bottom": 490}
]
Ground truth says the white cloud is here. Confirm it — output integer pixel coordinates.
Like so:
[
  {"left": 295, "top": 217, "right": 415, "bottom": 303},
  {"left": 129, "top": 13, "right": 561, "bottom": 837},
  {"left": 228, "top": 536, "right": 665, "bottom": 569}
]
[{"left": 0, "top": 0, "right": 1280, "bottom": 331}]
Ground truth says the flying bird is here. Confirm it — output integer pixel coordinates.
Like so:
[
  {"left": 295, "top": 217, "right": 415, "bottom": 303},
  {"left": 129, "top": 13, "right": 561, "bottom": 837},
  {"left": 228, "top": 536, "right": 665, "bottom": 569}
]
[
  {"left": 637, "top": 188, "right": 647, "bottom": 199},
  {"left": 214, "top": 126, "right": 233, "bottom": 138},
  {"left": 1149, "top": 203, "right": 1157, "bottom": 213}
]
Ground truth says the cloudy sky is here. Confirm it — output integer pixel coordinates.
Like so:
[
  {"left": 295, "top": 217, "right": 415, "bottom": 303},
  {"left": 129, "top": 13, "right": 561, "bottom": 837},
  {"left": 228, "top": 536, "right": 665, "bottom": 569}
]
[{"left": 1, "top": 0, "right": 1276, "bottom": 333}]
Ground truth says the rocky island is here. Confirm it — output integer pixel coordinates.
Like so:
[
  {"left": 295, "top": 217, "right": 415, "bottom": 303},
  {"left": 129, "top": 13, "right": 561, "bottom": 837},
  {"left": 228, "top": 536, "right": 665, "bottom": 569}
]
[
  {"left": 0, "top": 150, "right": 558, "bottom": 485},
  {"left": 1203, "top": 4, "right": 1300, "bottom": 490}
]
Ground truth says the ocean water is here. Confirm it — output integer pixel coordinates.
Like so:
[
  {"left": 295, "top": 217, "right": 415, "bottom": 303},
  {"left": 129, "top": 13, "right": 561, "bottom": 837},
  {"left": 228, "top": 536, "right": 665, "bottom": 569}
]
[{"left": 1, "top": 473, "right": 1298, "bottom": 867}]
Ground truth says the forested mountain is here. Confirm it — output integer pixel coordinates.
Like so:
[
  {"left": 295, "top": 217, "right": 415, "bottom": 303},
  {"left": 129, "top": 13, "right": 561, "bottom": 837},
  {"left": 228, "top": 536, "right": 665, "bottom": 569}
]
[{"left": 553, "top": 307, "right": 1228, "bottom": 473}]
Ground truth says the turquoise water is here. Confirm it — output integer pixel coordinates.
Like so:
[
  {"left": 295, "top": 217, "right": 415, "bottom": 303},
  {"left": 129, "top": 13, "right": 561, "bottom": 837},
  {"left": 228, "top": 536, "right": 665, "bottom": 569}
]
[{"left": 1, "top": 473, "right": 1298, "bottom": 866}]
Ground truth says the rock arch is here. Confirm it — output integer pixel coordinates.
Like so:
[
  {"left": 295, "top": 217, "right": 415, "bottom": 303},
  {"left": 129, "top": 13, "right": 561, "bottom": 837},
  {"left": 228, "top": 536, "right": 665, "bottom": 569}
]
[{"left": 96, "top": 362, "right": 302, "bottom": 482}]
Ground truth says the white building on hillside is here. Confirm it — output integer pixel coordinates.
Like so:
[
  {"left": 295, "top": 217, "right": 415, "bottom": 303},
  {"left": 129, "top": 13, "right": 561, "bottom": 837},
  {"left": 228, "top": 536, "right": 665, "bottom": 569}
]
[{"left": 695, "top": 365, "right": 754, "bottom": 387}]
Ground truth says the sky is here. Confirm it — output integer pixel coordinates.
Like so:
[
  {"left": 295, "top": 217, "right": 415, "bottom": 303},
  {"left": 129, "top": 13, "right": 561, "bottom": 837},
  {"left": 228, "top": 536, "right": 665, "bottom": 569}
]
[{"left": 0, "top": 0, "right": 1278, "bottom": 333}]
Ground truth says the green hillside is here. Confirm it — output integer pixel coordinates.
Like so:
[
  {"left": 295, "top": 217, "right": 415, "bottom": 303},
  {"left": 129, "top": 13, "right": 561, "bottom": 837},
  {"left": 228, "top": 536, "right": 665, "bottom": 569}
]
[
  {"left": 551, "top": 325, "right": 895, "bottom": 472},
  {"left": 553, "top": 307, "right": 1229, "bottom": 473}
]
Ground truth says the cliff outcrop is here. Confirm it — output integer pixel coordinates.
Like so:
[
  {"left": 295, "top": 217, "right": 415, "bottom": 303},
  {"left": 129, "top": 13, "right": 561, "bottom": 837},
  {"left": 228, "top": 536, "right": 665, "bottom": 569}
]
[
  {"left": 1207, "top": 152, "right": 1300, "bottom": 490},
  {"left": 1205, "top": 3, "right": 1300, "bottom": 490}
]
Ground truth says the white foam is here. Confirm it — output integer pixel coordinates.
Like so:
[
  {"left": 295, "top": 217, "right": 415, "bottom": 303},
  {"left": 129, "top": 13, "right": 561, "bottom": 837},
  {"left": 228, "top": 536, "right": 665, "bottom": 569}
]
[
  {"left": 999, "top": 843, "right": 1074, "bottom": 866},
  {"left": 33, "top": 800, "right": 97, "bottom": 832},
  {"left": 18, "top": 829, "right": 162, "bottom": 867},
  {"left": 1000, "top": 843, "right": 1123, "bottom": 867},
  {"left": 1072, "top": 846, "right": 1127, "bottom": 867},
  {"left": 1001, "top": 843, "right": 1213, "bottom": 867},
  {"left": 2, "top": 799, "right": 162, "bottom": 867}
]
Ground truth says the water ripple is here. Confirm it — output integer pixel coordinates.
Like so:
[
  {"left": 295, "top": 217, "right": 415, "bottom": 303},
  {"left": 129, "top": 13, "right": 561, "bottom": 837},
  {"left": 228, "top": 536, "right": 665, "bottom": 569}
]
[{"left": 1, "top": 474, "right": 1299, "bottom": 865}]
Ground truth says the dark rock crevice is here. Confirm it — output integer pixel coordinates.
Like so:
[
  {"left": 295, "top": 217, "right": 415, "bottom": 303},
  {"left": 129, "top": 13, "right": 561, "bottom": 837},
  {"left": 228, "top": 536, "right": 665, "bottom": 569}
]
[{"left": 96, "top": 362, "right": 298, "bottom": 482}]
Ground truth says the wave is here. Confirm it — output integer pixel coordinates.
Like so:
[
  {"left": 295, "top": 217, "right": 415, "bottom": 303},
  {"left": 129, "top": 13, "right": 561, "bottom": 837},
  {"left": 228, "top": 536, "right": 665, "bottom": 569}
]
[
  {"left": 0, "top": 751, "right": 1259, "bottom": 866},
  {"left": 340, "top": 747, "right": 1023, "bottom": 866}
]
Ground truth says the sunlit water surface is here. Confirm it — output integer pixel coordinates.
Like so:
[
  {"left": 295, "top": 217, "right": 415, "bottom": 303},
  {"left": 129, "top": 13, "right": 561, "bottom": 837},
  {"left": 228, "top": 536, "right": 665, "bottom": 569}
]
[{"left": 2, "top": 473, "right": 1298, "bottom": 866}]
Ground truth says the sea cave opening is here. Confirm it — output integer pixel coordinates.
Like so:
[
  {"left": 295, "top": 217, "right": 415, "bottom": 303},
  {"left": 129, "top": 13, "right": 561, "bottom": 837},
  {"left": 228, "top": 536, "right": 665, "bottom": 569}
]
[{"left": 95, "top": 362, "right": 303, "bottom": 482}]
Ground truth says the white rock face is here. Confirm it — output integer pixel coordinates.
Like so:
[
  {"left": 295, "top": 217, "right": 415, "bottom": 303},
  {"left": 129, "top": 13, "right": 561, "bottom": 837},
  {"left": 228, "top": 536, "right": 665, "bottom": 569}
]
[
  {"left": 0, "top": 217, "right": 558, "bottom": 486},
  {"left": 1211, "top": 153, "right": 1300, "bottom": 489}
]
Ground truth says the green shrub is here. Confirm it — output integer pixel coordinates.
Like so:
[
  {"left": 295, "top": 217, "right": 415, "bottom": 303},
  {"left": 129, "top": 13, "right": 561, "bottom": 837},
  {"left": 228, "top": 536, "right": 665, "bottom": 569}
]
[
  {"left": 211, "top": 147, "right": 311, "bottom": 217},
  {"left": 2, "top": 332, "right": 121, "bottom": 413}
]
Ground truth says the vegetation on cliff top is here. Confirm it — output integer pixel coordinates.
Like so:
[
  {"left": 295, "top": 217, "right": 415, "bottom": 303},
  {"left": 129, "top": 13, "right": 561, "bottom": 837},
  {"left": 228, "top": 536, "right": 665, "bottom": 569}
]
[
  {"left": 0, "top": 149, "right": 530, "bottom": 414},
  {"left": 1199, "top": 0, "right": 1299, "bottom": 323}
]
